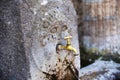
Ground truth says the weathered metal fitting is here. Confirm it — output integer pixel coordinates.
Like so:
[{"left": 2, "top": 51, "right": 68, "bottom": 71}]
[{"left": 56, "top": 36, "right": 78, "bottom": 56}]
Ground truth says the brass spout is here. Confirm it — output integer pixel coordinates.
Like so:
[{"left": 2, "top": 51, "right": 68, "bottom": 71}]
[
  {"left": 57, "top": 36, "right": 78, "bottom": 56},
  {"left": 66, "top": 45, "right": 77, "bottom": 53}
]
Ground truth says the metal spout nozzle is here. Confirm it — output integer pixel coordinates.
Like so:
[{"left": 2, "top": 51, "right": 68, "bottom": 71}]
[{"left": 66, "top": 46, "right": 77, "bottom": 53}]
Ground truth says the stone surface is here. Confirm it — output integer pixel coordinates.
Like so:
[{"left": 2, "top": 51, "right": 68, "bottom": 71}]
[
  {"left": 72, "top": 0, "right": 120, "bottom": 67},
  {"left": 20, "top": 0, "right": 80, "bottom": 80},
  {"left": 80, "top": 60, "right": 120, "bottom": 80},
  {"left": 82, "top": 0, "right": 120, "bottom": 54},
  {"left": 0, "top": 0, "right": 30, "bottom": 80},
  {"left": 0, "top": 0, "right": 80, "bottom": 80}
]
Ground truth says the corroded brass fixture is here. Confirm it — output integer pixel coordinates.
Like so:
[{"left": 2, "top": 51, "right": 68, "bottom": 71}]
[{"left": 57, "top": 36, "right": 78, "bottom": 56}]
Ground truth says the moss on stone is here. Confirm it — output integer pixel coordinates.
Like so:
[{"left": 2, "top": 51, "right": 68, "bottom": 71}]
[
  {"left": 86, "top": 48, "right": 99, "bottom": 54},
  {"left": 80, "top": 46, "right": 120, "bottom": 68},
  {"left": 80, "top": 46, "right": 101, "bottom": 68}
]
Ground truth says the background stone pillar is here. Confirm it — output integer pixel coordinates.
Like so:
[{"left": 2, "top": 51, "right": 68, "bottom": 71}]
[
  {"left": 82, "top": 1, "right": 119, "bottom": 52},
  {"left": 82, "top": 0, "right": 119, "bottom": 53},
  {"left": 73, "top": 0, "right": 120, "bottom": 67}
]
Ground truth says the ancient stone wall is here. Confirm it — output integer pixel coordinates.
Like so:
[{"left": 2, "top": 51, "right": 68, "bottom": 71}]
[
  {"left": 82, "top": 0, "right": 120, "bottom": 54},
  {"left": 72, "top": 0, "right": 120, "bottom": 67}
]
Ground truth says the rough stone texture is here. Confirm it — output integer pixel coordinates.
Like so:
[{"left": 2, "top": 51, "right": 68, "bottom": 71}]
[
  {"left": 72, "top": 0, "right": 120, "bottom": 79},
  {"left": 72, "top": 0, "right": 120, "bottom": 67},
  {"left": 0, "top": 0, "right": 30, "bottom": 80},
  {"left": 0, "top": 0, "right": 80, "bottom": 80},
  {"left": 80, "top": 60, "right": 120, "bottom": 80},
  {"left": 20, "top": 0, "right": 80, "bottom": 80},
  {"left": 82, "top": 0, "right": 120, "bottom": 54}
]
